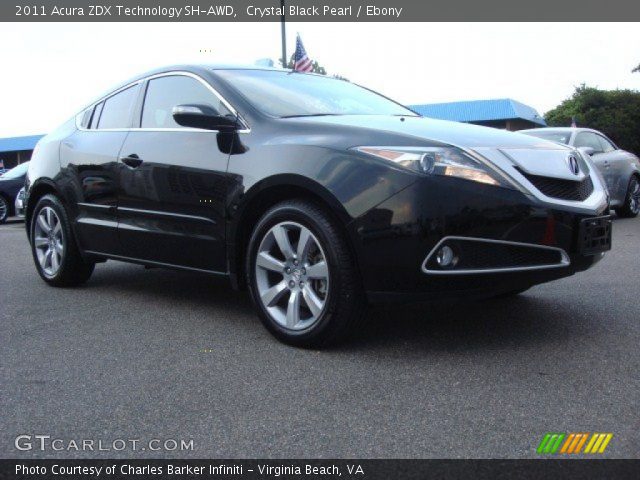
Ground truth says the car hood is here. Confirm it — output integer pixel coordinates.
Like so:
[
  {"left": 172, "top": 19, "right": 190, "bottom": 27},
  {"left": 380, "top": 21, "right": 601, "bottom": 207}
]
[
  {"left": 0, "top": 176, "right": 21, "bottom": 184},
  {"left": 295, "top": 115, "right": 589, "bottom": 181},
  {"left": 297, "top": 114, "right": 564, "bottom": 150}
]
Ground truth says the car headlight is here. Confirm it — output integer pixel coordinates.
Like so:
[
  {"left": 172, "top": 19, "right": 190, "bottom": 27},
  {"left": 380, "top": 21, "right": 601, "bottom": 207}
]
[{"left": 352, "top": 146, "right": 514, "bottom": 188}]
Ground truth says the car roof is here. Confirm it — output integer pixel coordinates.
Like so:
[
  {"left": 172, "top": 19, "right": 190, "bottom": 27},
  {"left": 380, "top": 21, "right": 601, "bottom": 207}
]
[
  {"left": 130, "top": 63, "right": 299, "bottom": 82},
  {"left": 75, "top": 63, "right": 335, "bottom": 119},
  {"left": 79, "top": 64, "right": 284, "bottom": 109},
  {"left": 102, "top": 64, "right": 319, "bottom": 98},
  {"left": 520, "top": 127, "right": 603, "bottom": 135}
]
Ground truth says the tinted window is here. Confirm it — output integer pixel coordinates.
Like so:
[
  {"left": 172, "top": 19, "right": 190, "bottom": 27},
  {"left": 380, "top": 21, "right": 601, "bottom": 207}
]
[
  {"left": 575, "top": 132, "right": 604, "bottom": 153},
  {"left": 141, "top": 75, "right": 232, "bottom": 129},
  {"left": 79, "top": 108, "right": 92, "bottom": 129},
  {"left": 97, "top": 86, "right": 138, "bottom": 129},
  {"left": 597, "top": 135, "right": 616, "bottom": 153},
  {"left": 89, "top": 102, "right": 104, "bottom": 129},
  {"left": 216, "top": 70, "right": 416, "bottom": 118}
]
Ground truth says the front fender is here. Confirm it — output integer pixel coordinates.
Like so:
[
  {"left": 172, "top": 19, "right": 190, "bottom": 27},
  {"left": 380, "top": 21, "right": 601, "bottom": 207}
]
[{"left": 228, "top": 144, "right": 419, "bottom": 222}]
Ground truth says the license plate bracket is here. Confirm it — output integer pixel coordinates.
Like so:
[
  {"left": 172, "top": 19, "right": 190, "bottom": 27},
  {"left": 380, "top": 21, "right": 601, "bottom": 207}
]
[{"left": 578, "top": 215, "right": 612, "bottom": 255}]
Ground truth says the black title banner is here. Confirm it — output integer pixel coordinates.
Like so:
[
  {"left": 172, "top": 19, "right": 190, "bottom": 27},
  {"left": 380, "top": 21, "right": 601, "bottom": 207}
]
[
  {"left": 1, "top": 459, "right": 640, "bottom": 480},
  {"left": 5, "top": 0, "right": 640, "bottom": 22}
]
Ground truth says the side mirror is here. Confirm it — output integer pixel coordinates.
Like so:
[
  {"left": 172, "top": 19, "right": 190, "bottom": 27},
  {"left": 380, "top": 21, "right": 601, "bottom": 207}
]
[
  {"left": 172, "top": 104, "right": 238, "bottom": 131},
  {"left": 578, "top": 146, "right": 595, "bottom": 157}
]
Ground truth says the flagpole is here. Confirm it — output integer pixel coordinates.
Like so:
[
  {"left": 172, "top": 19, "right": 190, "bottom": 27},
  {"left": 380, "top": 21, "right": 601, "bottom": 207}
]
[{"left": 280, "top": 0, "right": 287, "bottom": 68}]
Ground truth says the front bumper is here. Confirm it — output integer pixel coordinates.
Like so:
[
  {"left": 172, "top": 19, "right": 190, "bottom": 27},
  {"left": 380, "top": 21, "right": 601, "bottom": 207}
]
[
  {"left": 347, "top": 176, "right": 610, "bottom": 303},
  {"left": 15, "top": 192, "right": 26, "bottom": 218}
]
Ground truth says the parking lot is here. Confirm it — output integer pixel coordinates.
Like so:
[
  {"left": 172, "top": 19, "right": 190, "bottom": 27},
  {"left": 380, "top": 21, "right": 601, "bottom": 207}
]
[{"left": 1, "top": 216, "right": 639, "bottom": 459}]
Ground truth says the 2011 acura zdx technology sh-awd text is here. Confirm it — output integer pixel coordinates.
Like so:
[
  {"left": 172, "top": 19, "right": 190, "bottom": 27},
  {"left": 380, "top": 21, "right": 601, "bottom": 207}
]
[{"left": 25, "top": 65, "right": 612, "bottom": 346}]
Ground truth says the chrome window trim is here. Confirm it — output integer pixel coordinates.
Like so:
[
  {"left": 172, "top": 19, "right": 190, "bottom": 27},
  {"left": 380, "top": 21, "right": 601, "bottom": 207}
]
[
  {"left": 75, "top": 81, "right": 143, "bottom": 131},
  {"left": 75, "top": 71, "right": 250, "bottom": 134},
  {"left": 421, "top": 236, "right": 570, "bottom": 275}
]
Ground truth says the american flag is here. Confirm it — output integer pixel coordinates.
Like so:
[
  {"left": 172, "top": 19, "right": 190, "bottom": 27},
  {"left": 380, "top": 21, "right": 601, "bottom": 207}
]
[{"left": 293, "top": 34, "right": 313, "bottom": 73}]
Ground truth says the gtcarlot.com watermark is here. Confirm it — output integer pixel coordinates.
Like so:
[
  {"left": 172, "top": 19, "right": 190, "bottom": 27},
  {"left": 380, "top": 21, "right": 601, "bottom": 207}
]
[{"left": 15, "top": 435, "right": 194, "bottom": 452}]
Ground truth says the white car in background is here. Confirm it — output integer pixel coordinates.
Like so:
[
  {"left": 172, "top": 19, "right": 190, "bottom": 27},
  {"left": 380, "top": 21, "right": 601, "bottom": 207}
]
[{"left": 521, "top": 127, "right": 640, "bottom": 217}]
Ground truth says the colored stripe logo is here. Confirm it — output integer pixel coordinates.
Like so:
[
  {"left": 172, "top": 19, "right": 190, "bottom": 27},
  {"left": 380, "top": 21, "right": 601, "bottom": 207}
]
[{"left": 537, "top": 433, "right": 613, "bottom": 454}]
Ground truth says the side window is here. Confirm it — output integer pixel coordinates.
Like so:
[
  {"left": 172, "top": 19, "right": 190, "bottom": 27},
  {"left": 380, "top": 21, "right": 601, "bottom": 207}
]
[
  {"left": 575, "top": 132, "right": 604, "bottom": 153},
  {"left": 97, "top": 86, "right": 138, "bottom": 129},
  {"left": 141, "top": 75, "right": 233, "bottom": 129},
  {"left": 89, "top": 102, "right": 104, "bottom": 129},
  {"left": 79, "top": 108, "right": 92, "bottom": 129},
  {"left": 597, "top": 135, "right": 616, "bottom": 153}
]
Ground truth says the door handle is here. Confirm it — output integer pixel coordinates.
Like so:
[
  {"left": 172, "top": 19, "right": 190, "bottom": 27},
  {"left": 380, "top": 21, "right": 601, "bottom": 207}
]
[{"left": 121, "top": 154, "right": 143, "bottom": 168}]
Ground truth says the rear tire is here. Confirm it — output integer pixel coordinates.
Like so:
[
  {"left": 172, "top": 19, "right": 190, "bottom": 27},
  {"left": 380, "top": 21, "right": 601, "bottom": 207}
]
[
  {"left": 30, "top": 194, "right": 94, "bottom": 287},
  {"left": 246, "top": 199, "right": 366, "bottom": 348},
  {"left": 615, "top": 176, "right": 640, "bottom": 218}
]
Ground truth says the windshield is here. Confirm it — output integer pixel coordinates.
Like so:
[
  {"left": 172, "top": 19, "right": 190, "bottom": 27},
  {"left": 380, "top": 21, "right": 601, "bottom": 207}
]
[
  {"left": 216, "top": 70, "right": 417, "bottom": 118},
  {"left": 0, "top": 161, "right": 29, "bottom": 179},
  {"left": 522, "top": 130, "right": 571, "bottom": 145}
]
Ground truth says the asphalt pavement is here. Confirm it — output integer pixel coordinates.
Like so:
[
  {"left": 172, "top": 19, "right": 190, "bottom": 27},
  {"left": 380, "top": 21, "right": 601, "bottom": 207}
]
[{"left": 1, "top": 216, "right": 639, "bottom": 458}]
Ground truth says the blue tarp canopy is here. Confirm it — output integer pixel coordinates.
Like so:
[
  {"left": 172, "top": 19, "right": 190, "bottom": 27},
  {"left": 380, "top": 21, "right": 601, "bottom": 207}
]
[
  {"left": 409, "top": 99, "right": 546, "bottom": 126},
  {"left": 0, "top": 134, "right": 45, "bottom": 153}
]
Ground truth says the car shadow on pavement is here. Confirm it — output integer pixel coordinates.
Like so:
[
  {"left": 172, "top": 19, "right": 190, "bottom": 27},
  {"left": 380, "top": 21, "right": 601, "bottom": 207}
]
[
  {"left": 86, "top": 262, "right": 256, "bottom": 315},
  {"left": 346, "top": 293, "right": 579, "bottom": 353},
  {"left": 84, "top": 262, "right": 578, "bottom": 354}
]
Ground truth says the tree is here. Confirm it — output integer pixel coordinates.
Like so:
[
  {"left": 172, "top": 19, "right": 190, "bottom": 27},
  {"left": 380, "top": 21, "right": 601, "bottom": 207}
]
[{"left": 545, "top": 85, "right": 640, "bottom": 156}]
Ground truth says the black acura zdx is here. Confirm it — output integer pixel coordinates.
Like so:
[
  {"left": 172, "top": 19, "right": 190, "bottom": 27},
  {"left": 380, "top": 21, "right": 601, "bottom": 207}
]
[{"left": 25, "top": 65, "right": 611, "bottom": 346}]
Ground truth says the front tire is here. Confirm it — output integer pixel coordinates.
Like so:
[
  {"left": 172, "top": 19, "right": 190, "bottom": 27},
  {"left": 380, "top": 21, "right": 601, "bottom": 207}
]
[
  {"left": 30, "top": 194, "right": 94, "bottom": 286},
  {"left": 246, "top": 199, "right": 366, "bottom": 347},
  {"left": 0, "top": 195, "right": 9, "bottom": 224},
  {"left": 615, "top": 175, "right": 640, "bottom": 218}
]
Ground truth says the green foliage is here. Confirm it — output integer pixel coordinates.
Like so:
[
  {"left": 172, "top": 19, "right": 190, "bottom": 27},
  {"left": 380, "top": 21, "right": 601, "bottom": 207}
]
[{"left": 545, "top": 85, "right": 640, "bottom": 155}]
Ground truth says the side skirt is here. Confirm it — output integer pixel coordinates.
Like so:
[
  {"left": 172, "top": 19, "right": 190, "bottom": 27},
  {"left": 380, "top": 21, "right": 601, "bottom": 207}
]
[{"left": 84, "top": 250, "right": 229, "bottom": 277}]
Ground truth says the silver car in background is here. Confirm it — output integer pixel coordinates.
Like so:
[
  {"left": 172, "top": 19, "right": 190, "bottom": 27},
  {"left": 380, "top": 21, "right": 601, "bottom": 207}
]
[{"left": 521, "top": 127, "right": 640, "bottom": 217}]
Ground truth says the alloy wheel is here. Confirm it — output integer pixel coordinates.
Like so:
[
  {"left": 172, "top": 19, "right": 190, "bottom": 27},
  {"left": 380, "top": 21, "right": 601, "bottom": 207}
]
[
  {"left": 33, "top": 206, "right": 64, "bottom": 277},
  {"left": 629, "top": 178, "right": 640, "bottom": 215},
  {"left": 0, "top": 196, "right": 7, "bottom": 222},
  {"left": 255, "top": 221, "right": 330, "bottom": 331}
]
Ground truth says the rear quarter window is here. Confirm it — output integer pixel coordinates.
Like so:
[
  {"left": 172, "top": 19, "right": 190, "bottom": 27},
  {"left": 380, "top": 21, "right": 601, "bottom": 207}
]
[{"left": 97, "top": 86, "right": 138, "bottom": 129}]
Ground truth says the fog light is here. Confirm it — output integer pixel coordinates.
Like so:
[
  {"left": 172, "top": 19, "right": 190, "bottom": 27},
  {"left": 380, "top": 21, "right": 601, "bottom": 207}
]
[{"left": 436, "top": 245, "right": 457, "bottom": 268}]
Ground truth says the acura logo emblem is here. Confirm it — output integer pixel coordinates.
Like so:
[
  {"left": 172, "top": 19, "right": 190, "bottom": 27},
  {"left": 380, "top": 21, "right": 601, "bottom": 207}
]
[{"left": 568, "top": 155, "right": 580, "bottom": 175}]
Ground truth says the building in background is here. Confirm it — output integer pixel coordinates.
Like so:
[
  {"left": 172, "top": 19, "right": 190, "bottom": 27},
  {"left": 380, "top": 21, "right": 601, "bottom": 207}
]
[
  {"left": 0, "top": 134, "right": 45, "bottom": 170},
  {"left": 409, "top": 98, "right": 546, "bottom": 131}
]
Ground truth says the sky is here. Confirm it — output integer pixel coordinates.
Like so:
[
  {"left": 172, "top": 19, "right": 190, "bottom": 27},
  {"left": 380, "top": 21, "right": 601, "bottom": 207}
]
[{"left": 0, "top": 22, "right": 639, "bottom": 137}]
